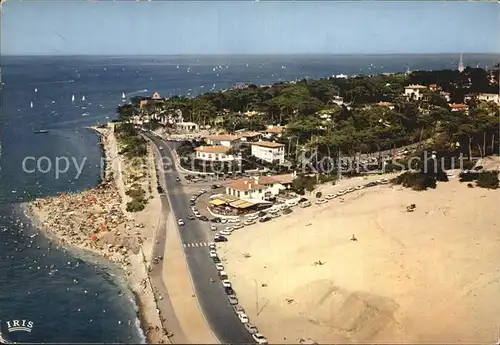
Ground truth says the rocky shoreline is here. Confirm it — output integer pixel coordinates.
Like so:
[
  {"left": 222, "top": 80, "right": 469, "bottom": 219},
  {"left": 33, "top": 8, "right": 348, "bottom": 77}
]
[{"left": 27, "top": 125, "right": 170, "bottom": 344}]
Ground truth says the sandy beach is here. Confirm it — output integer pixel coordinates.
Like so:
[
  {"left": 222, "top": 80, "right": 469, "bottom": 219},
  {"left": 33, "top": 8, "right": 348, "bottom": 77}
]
[
  {"left": 218, "top": 172, "right": 500, "bottom": 344},
  {"left": 27, "top": 124, "right": 169, "bottom": 344}
]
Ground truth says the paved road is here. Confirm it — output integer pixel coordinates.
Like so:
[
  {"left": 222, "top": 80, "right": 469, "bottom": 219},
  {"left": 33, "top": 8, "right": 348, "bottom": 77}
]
[{"left": 145, "top": 133, "right": 255, "bottom": 344}]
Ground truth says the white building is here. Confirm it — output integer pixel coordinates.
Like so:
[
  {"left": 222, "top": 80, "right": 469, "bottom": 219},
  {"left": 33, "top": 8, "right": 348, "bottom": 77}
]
[
  {"left": 262, "top": 125, "right": 284, "bottom": 139},
  {"left": 478, "top": 93, "right": 500, "bottom": 105},
  {"left": 404, "top": 84, "right": 428, "bottom": 100},
  {"left": 176, "top": 122, "right": 199, "bottom": 132},
  {"left": 224, "top": 174, "right": 296, "bottom": 202},
  {"left": 251, "top": 141, "right": 285, "bottom": 164},
  {"left": 194, "top": 146, "right": 241, "bottom": 162},
  {"left": 204, "top": 134, "right": 241, "bottom": 148}
]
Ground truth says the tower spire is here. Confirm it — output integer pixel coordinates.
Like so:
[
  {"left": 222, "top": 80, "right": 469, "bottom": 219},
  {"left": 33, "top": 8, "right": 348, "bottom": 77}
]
[{"left": 458, "top": 52, "right": 465, "bottom": 73}]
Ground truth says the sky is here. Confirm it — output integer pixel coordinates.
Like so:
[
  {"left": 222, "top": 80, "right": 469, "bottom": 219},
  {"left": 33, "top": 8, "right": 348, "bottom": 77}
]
[{"left": 1, "top": 0, "right": 499, "bottom": 55}]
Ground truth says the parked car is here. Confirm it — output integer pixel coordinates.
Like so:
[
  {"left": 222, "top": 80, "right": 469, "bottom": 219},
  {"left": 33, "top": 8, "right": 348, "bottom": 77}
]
[
  {"left": 194, "top": 212, "right": 201, "bottom": 218},
  {"left": 232, "top": 223, "right": 244, "bottom": 229},
  {"left": 346, "top": 187, "right": 356, "bottom": 193},
  {"left": 315, "top": 199, "right": 327, "bottom": 205},
  {"left": 233, "top": 305, "right": 245, "bottom": 314},
  {"left": 211, "top": 217, "right": 221, "bottom": 223},
  {"left": 199, "top": 216, "right": 209, "bottom": 222},
  {"left": 366, "top": 182, "right": 377, "bottom": 187},
  {"left": 210, "top": 225, "right": 217, "bottom": 231},
  {"left": 227, "top": 218, "right": 240, "bottom": 223},
  {"left": 282, "top": 208, "right": 293, "bottom": 215},
  {"left": 213, "top": 256, "right": 221, "bottom": 264},
  {"left": 252, "top": 333, "right": 268, "bottom": 345},
  {"left": 209, "top": 243, "right": 216, "bottom": 250},
  {"left": 271, "top": 213, "right": 281, "bottom": 218},
  {"left": 220, "top": 218, "right": 228, "bottom": 224},
  {"left": 209, "top": 250, "right": 217, "bottom": 258},
  {"left": 259, "top": 216, "right": 272, "bottom": 223},
  {"left": 257, "top": 211, "right": 267, "bottom": 217},
  {"left": 325, "top": 193, "right": 336, "bottom": 200},
  {"left": 177, "top": 219, "right": 185, "bottom": 226},
  {"left": 175, "top": 177, "right": 180, "bottom": 182},
  {"left": 379, "top": 178, "right": 389, "bottom": 184},
  {"left": 244, "top": 323, "right": 258, "bottom": 334},
  {"left": 215, "top": 263, "right": 224, "bottom": 271},
  {"left": 238, "top": 312, "right": 249, "bottom": 324},
  {"left": 214, "top": 235, "right": 228, "bottom": 243},
  {"left": 221, "top": 279, "right": 232, "bottom": 288},
  {"left": 355, "top": 185, "right": 364, "bottom": 190},
  {"left": 187, "top": 214, "right": 196, "bottom": 220},
  {"left": 228, "top": 295, "right": 238, "bottom": 305},
  {"left": 219, "top": 271, "right": 228, "bottom": 279},
  {"left": 219, "top": 230, "right": 231, "bottom": 236},
  {"left": 247, "top": 214, "right": 259, "bottom": 221},
  {"left": 243, "top": 219, "right": 256, "bottom": 225},
  {"left": 299, "top": 200, "right": 311, "bottom": 208}
]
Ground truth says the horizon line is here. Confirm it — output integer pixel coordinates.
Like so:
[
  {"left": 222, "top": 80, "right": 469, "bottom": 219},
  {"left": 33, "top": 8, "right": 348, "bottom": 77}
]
[{"left": 2, "top": 52, "right": 500, "bottom": 57}]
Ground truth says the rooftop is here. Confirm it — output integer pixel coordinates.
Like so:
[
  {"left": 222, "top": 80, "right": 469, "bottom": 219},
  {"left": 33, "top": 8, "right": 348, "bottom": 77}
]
[
  {"left": 251, "top": 141, "right": 285, "bottom": 148},
  {"left": 195, "top": 146, "right": 231, "bottom": 154},
  {"left": 264, "top": 126, "right": 284, "bottom": 134},
  {"left": 224, "top": 173, "right": 296, "bottom": 191},
  {"left": 237, "top": 131, "right": 262, "bottom": 138},
  {"left": 404, "top": 84, "right": 428, "bottom": 89},
  {"left": 205, "top": 134, "right": 240, "bottom": 142}
]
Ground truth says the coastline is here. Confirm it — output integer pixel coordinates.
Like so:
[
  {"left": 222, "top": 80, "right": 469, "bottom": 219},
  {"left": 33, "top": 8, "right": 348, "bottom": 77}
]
[{"left": 26, "top": 124, "right": 170, "bottom": 344}]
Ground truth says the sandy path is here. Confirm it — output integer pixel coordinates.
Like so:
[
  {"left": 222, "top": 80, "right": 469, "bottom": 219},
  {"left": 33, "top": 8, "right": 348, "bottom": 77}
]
[{"left": 219, "top": 175, "right": 500, "bottom": 344}]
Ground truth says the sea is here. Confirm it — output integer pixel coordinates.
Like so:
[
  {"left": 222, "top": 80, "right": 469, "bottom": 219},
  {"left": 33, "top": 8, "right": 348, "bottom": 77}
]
[{"left": 0, "top": 53, "right": 498, "bottom": 343}]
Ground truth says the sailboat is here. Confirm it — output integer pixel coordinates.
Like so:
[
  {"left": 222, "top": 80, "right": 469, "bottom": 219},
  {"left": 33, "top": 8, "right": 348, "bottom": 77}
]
[
  {"left": 122, "top": 92, "right": 126, "bottom": 99},
  {"left": 30, "top": 101, "right": 34, "bottom": 108},
  {"left": 82, "top": 95, "right": 85, "bottom": 102},
  {"left": 71, "top": 94, "right": 75, "bottom": 102},
  {"left": 34, "top": 88, "right": 38, "bottom": 93}
]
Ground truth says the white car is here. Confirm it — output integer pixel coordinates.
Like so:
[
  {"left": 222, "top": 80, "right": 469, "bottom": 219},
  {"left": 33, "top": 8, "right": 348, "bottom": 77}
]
[
  {"left": 243, "top": 220, "right": 256, "bottom": 226},
  {"left": 220, "top": 218, "right": 228, "bottom": 224},
  {"left": 221, "top": 279, "right": 231, "bottom": 288},
  {"left": 346, "top": 187, "right": 356, "bottom": 193},
  {"left": 209, "top": 243, "right": 216, "bottom": 250},
  {"left": 238, "top": 312, "right": 249, "bottom": 324},
  {"left": 210, "top": 225, "right": 217, "bottom": 231},
  {"left": 247, "top": 214, "right": 259, "bottom": 221},
  {"left": 380, "top": 178, "right": 389, "bottom": 184},
  {"left": 215, "top": 263, "right": 224, "bottom": 271},
  {"left": 233, "top": 223, "right": 244, "bottom": 229},
  {"left": 219, "top": 230, "right": 231, "bottom": 236},
  {"left": 252, "top": 333, "right": 268, "bottom": 345},
  {"left": 315, "top": 199, "right": 327, "bottom": 205},
  {"left": 337, "top": 190, "right": 346, "bottom": 196},
  {"left": 355, "top": 185, "right": 364, "bottom": 190},
  {"left": 227, "top": 218, "right": 240, "bottom": 223},
  {"left": 159, "top": 146, "right": 164, "bottom": 150},
  {"left": 325, "top": 193, "right": 336, "bottom": 200},
  {"left": 177, "top": 219, "right": 185, "bottom": 226},
  {"left": 209, "top": 250, "right": 217, "bottom": 258}
]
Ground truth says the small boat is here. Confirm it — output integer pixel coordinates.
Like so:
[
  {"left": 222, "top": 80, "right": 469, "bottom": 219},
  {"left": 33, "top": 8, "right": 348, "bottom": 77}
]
[
  {"left": 34, "top": 88, "right": 38, "bottom": 93},
  {"left": 34, "top": 129, "right": 49, "bottom": 134},
  {"left": 82, "top": 95, "right": 85, "bottom": 101},
  {"left": 30, "top": 101, "right": 34, "bottom": 108},
  {"left": 82, "top": 112, "right": 90, "bottom": 116},
  {"left": 71, "top": 94, "right": 75, "bottom": 102},
  {"left": 122, "top": 92, "right": 126, "bottom": 99}
]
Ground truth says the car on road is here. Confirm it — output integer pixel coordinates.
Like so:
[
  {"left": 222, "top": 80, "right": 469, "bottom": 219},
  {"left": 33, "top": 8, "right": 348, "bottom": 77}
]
[
  {"left": 210, "top": 225, "right": 217, "bottom": 231},
  {"left": 243, "top": 219, "right": 256, "bottom": 226},
  {"left": 282, "top": 208, "right": 293, "bottom": 215},
  {"left": 228, "top": 294, "right": 238, "bottom": 305},
  {"left": 258, "top": 211, "right": 267, "bottom": 217},
  {"left": 175, "top": 177, "right": 180, "bottom": 182},
  {"left": 325, "top": 193, "right": 336, "bottom": 200},
  {"left": 209, "top": 243, "right": 216, "bottom": 250},
  {"left": 199, "top": 215, "right": 209, "bottom": 222},
  {"left": 215, "top": 263, "right": 224, "bottom": 271},
  {"left": 227, "top": 218, "right": 240, "bottom": 223},
  {"left": 244, "top": 323, "right": 258, "bottom": 334},
  {"left": 224, "top": 287, "right": 235, "bottom": 295},
  {"left": 252, "top": 333, "right": 268, "bottom": 344},
  {"left": 233, "top": 223, "right": 244, "bottom": 229},
  {"left": 221, "top": 279, "right": 232, "bottom": 288},
  {"left": 214, "top": 235, "right": 228, "bottom": 242},
  {"left": 177, "top": 219, "right": 185, "bottom": 226},
  {"left": 218, "top": 230, "right": 231, "bottom": 236},
  {"left": 220, "top": 218, "right": 228, "bottom": 224},
  {"left": 315, "top": 199, "right": 327, "bottom": 205},
  {"left": 187, "top": 214, "right": 196, "bottom": 220},
  {"left": 213, "top": 256, "right": 221, "bottom": 264},
  {"left": 211, "top": 184, "right": 222, "bottom": 189},
  {"left": 209, "top": 250, "right": 217, "bottom": 258},
  {"left": 238, "top": 312, "right": 249, "bottom": 324}
]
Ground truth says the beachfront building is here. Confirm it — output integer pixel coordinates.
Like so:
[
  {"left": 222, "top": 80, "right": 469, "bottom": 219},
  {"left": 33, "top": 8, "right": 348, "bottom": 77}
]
[
  {"left": 176, "top": 122, "right": 199, "bottom": 132},
  {"left": 204, "top": 134, "right": 241, "bottom": 148},
  {"left": 251, "top": 140, "right": 285, "bottom": 164},
  {"left": 194, "top": 145, "right": 241, "bottom": 162},
  {"left": 224, "top": 173, "right": 296, "bottom": 202},
  {"left": 477, "top": 93, "right": 500, "bottom": 105},
  {"left": 404, "top": 84, "right": 428, "bottom": 100}
]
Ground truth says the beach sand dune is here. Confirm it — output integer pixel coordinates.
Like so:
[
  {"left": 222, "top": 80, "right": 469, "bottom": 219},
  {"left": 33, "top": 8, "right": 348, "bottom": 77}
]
[{"left": 220, "top": 176, "right": 500, "bottom": 344}]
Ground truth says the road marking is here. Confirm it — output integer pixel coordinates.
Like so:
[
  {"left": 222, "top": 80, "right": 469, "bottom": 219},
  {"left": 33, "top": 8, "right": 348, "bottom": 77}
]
[{"left": 183, "top": 242, "right": 209, "bottom": 248}]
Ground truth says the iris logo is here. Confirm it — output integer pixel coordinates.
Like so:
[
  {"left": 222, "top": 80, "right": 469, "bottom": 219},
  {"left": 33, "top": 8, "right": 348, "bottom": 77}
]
[{"left": 5, "top": 320, "right": 34, "bottom": 333}]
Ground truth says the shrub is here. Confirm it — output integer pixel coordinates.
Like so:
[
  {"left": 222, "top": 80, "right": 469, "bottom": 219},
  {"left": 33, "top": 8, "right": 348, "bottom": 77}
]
[
  {"left": 126, "top": 199, "right": 145, "bottom": 212},
  {"left": 315, "top": 191, "right": 322, "bottom": 198},
  {"left": 391, "top": 171, "right": 437, "bottom": 191},
  {"left": 126, "top": 187, "right": 146, "bottom": 200},
  {"left": 476, "top": 171, "right": 499, "bottom": 189}
]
